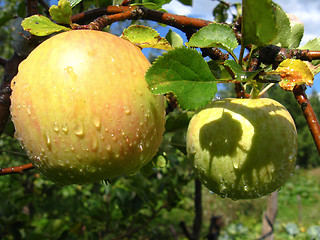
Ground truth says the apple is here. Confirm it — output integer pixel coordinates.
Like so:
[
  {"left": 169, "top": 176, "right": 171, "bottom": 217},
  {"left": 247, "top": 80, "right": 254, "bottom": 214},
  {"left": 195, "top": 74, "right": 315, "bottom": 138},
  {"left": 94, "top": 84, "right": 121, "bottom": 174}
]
[
  {"left": 186, "top": 98, "right": 298, "bottom": 199},
  {"left": 10, "top": 30, "right": 165, "bottom": 185}
]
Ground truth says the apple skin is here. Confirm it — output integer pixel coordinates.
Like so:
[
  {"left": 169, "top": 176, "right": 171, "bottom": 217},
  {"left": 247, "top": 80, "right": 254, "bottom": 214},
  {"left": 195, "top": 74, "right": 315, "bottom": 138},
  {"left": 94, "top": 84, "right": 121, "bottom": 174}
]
[
  {"left": 186, "top": 98, "right": 298, "bottom": 199},
  {"left": 10, "top": 30, "right": 165, "bottom": 185}
]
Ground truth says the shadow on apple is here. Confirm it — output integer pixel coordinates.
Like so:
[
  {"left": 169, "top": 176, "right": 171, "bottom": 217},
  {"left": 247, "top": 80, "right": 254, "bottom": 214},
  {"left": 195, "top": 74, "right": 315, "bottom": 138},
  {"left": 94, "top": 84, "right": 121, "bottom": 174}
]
[{"left": 197, "top": 100, "right": 297, "bottom": 198}]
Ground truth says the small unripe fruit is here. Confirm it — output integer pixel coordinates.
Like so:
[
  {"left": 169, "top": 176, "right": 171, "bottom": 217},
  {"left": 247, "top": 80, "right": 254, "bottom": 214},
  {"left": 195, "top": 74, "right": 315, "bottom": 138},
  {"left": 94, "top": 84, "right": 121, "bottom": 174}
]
[
  {"left": 10, "top": 30, "right": 165, "bottom": 185},
  {"left": 186, "top": 98, "right": 298, "bottom": 199}
]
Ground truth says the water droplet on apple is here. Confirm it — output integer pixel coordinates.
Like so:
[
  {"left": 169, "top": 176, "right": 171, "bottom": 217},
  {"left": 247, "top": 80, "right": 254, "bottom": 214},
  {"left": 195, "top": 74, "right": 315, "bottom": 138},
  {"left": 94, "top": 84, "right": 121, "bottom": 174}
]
[
  {"left": 93, "top": 116, "right": 101, "bottom": 130},
  {"left": 106, "top": 144, "right": 111, "bottom": 151},
  {"left": 52, "top": 122, "right": 59, "bottom": 132},
  {"left": 45, "top": 133, "right": 51, "bottom": 149},
  {"left": 138, "top": 144, "right": 143, "bottom": 152},
  {"left": 233, "top": 161, "right": 239, "bottom": 169},
  {"left": 26, "top": 106, "right": 31, "bottom": 116},
  {"left": 124, "top": 106, "right": 131, "bottom": 115},
  {"left": 62, "top": 123, "right": 68, "bottom": 133},
  {"left": 74, "top": 123, "right": 84, "bottom": 137},
  {"left": 58, "top": 159, "right": 64, "bottom": 166}
]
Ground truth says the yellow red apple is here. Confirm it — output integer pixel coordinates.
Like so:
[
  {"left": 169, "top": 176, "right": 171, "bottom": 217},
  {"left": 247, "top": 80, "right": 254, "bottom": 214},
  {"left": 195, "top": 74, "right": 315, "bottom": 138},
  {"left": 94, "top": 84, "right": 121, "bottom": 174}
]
[{"left": 10, "top": 30, "right": 165, "bottom": 185}]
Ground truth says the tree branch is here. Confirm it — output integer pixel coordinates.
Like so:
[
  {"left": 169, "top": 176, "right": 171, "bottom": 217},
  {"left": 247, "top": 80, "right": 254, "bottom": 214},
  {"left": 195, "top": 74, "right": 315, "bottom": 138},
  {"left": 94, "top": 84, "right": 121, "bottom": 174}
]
[
  {"left": 71, "top": 5, "right": 211, "bottom": 33},
  {"left": 293, "top": 85, "right": 320, "bottom": 154},
  {"left": 0, "top": 163, "right": 34, "bottom": 175}
]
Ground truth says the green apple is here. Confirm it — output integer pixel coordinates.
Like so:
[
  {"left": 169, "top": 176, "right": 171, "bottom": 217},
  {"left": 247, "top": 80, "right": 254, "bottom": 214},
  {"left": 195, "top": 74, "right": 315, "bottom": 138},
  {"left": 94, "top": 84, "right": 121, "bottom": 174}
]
[
  {"left": 10, "top": 30, "right": 165, "bottom": 185},
  {"left": 186, "top": 98, "right": 298, "bottom": 199}
]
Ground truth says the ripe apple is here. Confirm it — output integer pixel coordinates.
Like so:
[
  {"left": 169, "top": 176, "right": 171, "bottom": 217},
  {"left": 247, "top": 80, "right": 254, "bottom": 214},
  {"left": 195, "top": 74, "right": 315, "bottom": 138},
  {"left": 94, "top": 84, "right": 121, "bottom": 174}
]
[
  {"left": 10, "top": 30, "right": 165, "bottom": 185},
  {"left": 186, "top": 98, "right": 298, "bottom": 199}
]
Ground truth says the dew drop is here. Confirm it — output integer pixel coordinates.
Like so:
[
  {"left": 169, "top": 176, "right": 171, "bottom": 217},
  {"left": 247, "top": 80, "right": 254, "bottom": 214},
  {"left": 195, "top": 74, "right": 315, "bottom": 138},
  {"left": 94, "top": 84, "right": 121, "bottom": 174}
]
[
  {"left": 62, "top": 123, "right": 68, "bottom": 133},
  {"left": 45, "top": 133, "right": 51, "bottom": 149},
  {"left": 138, "top": 144, "right": 143, "bottom": 152},
  {"left": 53, "top": 122, "right": 59, "bottom": 132},
  {"left": 106, "top": 144, "right": 111, "bottom": 151},
  {"left": 124, "top": 107, "right": 131, "bottom": 115},
  {"left": 26, "top": 106, "right": 31, "bottom": 116},
  {"left": 74, "top": 123, "right": 84, "bottom": 137},
  {"left": 233, "top": 161, "right": 239, "bottom": 169},
  {"left": 93, "top": 116, "right": 101, "bottom": 130},
  {"left": 58, "top": 159, "right": 64, "bottom": 166}
]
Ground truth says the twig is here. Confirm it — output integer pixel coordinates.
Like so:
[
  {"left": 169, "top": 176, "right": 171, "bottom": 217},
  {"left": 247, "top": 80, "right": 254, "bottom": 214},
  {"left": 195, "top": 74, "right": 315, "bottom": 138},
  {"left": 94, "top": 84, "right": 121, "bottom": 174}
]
[
  {"left": 72, "top": 5, "right": 212, "bottom": 33},
  {"left": 0, "top": 163, "right": 34, "bottom": 175},
  {"left": 73, "top": 8, "right": 143, "bottom": 30},
  {"left": 293, "top": 85, "right": 320, "bottom": 154}
]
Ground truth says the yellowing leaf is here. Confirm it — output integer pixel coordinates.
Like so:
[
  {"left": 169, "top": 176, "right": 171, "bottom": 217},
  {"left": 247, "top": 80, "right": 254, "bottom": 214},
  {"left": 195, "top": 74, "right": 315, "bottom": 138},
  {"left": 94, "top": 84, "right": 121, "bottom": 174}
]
[
  {"left": 21, "top": 15, "right": 70, "bottom": 36},
  {"left": 121, "top": 25, "right": 173, "bottom": 50},
  {"left": 276, "top": 59, "right": 314, "bottom": 91}
]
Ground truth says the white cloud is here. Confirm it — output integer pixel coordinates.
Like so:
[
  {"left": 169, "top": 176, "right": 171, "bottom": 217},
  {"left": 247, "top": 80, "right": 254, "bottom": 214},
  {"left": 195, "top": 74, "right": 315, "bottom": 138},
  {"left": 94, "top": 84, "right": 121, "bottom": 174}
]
[{"left": 163, "top": 1, "right": 192, "bottom": 16}]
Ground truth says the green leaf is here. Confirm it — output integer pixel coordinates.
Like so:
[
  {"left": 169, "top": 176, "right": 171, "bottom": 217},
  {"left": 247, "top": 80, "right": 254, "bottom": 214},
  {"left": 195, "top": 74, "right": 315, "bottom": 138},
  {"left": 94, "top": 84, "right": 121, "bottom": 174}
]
[
  {"left": 145, "top": 47, "right": 217, "bottom": 110},
  {"left": 242, "top": 0, "right": 278, "bottom": 47},
  {"left": 287, "top": 14, "right": 304, "bottom": 48},
  {"left": 186, "top": 23, "right": 238, "bottom": 53},
  {"left": 121, "top": 25, "right": 173, "bottom": 50},
  {"left": 177, "top": 0, "right": 192, "bottom": 6},
  {"left": 21, "top": 15, "right": 71, "bottom": 36},
  {"left": 49, "top": 0, "right": 72, "bottom": 25},
  {"left": 299, "top": 38, "right": 320, "bottom": 51},
  {"left": 271, "top": 3, "right": 291, "bottom": 48},
  {"left": 67, "top": 0, "right": 82, "bottom": 8},
  {"left": 165, "top": 29, "right": 183, "bottom": 48},
  {"left": 208, "top": 60, "right": 232, "bottom": 80},
  {"left": 223, "top": 60, "right": 260, "bottom": 81}
]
